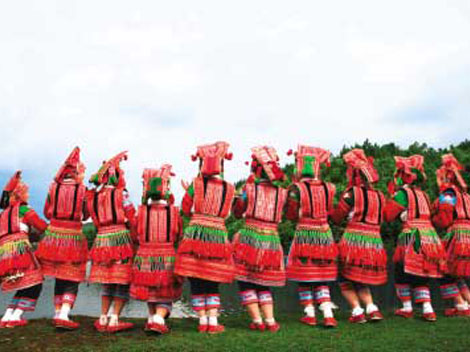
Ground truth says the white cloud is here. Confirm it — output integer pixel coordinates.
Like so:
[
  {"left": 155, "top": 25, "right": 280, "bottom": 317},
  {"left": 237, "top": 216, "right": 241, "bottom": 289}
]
[{"left": 0, "top": 0, "right": 469, "bottom": 205}]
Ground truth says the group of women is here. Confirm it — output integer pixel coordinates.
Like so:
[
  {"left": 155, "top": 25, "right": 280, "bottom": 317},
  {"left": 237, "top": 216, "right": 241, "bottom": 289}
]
[{"left": 0, "top": 142, "right": 469, "bottom": 335}]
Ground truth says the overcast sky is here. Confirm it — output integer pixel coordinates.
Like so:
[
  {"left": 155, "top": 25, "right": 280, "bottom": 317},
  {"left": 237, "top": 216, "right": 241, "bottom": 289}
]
[{"left": 1, "top": 0, "right": 469, "bottom": 210}]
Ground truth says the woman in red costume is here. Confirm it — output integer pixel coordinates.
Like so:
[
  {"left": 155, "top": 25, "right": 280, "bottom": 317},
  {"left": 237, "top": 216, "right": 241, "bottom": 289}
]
[
  {"left": 0, "top": 171, "right": 48, "bottom": 328},
  {"left": 87, "top": 152, "right": 136, "bottom": 333},
  {"left": 174, "top": 142, "right": 235, "bottom": 334},
  {"left": 285, "top": 145, "right": 338, "bottom": 327},
  {"left": 432, "top": 153, "right": 470, "bottom": 316},
  {"left": 331, "top": 149, "right": 386, "bottom": 323},
  {"left": 130, "top": 165, "right": 183, "bottom": 334},
  {"left": 35, "top": 147, "right": 89, "bottom": 329},
  {"left": 232, "top": 146, "right": 288, "bottom": 332},
  {"left": 385, "top": 155, "right": 446, "bottom": 322}
]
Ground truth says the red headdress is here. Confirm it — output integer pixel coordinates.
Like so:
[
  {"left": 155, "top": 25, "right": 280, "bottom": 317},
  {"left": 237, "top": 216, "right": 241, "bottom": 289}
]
[
  {"left": 191, "top": 141, "right": 232, "bottom": 177},
  {"left": 394, "top": 155, "right": 426, "bottom": 185},
  {"left": 142, "top": 164, "right": 175, "bottom": 204},
  {"left": 1, "top": 171, "right": 29, "bottom": 208},
  {"left": 249, "top": 145, "right": 285, "bottom": 183},
  {"left": 89, "top": 151, "right": 128, "bottom": 188},
  {"left": 343, "top": 149, "right": 379, "bottom": 187},
  {"left": 436, "top": 153, "right": 467, "bottom": 192},
  {"left": 54, "top": 147, "right": 85, "bottom": 183},
  {"left": 288, "top": 145, "right": 331, "bottom": 180}
]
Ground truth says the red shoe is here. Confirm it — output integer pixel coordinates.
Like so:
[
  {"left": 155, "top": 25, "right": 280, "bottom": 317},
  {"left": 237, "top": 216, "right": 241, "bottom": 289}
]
[
  {"left": 144, "top": 322, "right": 151, "bottom": 331},
  {"left": 149, "top": 322, "right": 170, "bottom": 334},
  {"left": 0, "top": 321, "right": 7, "bottom": 329},
  {"left": 266, "top": 322, "right": 281, "bottom": 332},
  {"left": 94, "top": 320, "right": 108, "bottom": 332},
  {"left": 444, "top": 308, "right": 457, "bottom": 317},
  {"left": 249, "top": 322, "right": 266, "bottom": 331},
  {"left": 54, "top": 318, "right": 80, "bottom": 330},
  {"left": 422, "top": 312, "right": 437, "bottom": 322},
  {"left": 367, "top": 310, "right": 384, "bottom": 322},
  {"left": 395, "top": 309, "right": 413, "bottom": 319},
  {"left": 300, "top": 316, "right": 317, "bottom": 326},
  {"left": 207, "top": 324, "right": 225, "bottom": 334},
  {"left": 107, "top": 321, "right": 134, "bottom": 333},
  {"left": 349, "top": 314, "right": 367, "bottom": 324},
  {"left": 198, "top": 324, "right": 208, "bottom": 333},
  {"left": 458, "top": 309, "right": 470, "bottom": 317},
  {"left": 323, "top": 317, "right": 338, "bottom": 328},
  {"left": 5, "top": 319, "right": 28, "bottom": 328}
]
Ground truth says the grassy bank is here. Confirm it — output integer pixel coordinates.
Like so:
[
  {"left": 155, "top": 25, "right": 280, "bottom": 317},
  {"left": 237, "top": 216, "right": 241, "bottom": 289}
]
[{"left": 1, "top": 312, "right": 470, "bottom": 352}]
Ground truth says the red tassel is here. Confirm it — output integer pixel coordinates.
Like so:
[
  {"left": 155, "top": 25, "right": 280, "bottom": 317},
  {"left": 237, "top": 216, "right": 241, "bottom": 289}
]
[{"left": 89, "top": 244, "right": 134, "bottom": 264}]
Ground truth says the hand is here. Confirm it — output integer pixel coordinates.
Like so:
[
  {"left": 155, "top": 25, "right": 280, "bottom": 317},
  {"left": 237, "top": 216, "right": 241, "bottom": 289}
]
[{"left": 400, "top": 211, "right": 408, "bottom": 222}]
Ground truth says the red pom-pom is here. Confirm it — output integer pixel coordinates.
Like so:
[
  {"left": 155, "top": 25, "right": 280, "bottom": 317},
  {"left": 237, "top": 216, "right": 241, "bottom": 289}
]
[
  {"left": 191, "top": 155, "right": 197, "bottom": 162},
  {"left": 287, "top": 149, "right": 293, "bottom": 156},
  {"left": 225, "top": 152, "right": 233, "bottom": 160}
]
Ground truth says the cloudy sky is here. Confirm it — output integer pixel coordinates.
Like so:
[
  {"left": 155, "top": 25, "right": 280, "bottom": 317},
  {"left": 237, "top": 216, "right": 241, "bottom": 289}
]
[{"left": 1, "top": 0, "right": 469, "bottom": 210}]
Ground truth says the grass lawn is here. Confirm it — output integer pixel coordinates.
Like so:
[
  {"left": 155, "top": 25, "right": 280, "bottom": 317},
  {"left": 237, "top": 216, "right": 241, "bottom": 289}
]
[{"left": 1, "top": 312, "right": 470, "bottom": 352}]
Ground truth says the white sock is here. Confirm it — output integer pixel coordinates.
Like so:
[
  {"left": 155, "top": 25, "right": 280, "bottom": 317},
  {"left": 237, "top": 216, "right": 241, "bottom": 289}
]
[
  {"left": 366, "top": 303, "right": 379, "bottom": 314},
  {"left": 304, "top": 305, "right": 315, "bottom": 318},
  {"left": 99, "top": 314, "right": 108, "bottom": 325},
  {"left": 199, "top": 316, "right": 208, "bottom": 326},
  {"left": 11, "top": 309, "right": 24, "bottom": 321},
  {"left": 147, "top": 316, "right": 153, "bottom": 324},
  {"left": 352, "top": 306, "right": 364, "bottom": 317},
  {"left": 253, "top": 317, "right": 263, "bottom": 324},
  {"left": 422, "top": 302, "right": 434, "bottom": 314},
  {"left": 400, "top": 300, "right": 413, "bottom": 312},
  {"left": 153, "top": 314, "right": 165, "bottom": 325},
  {"left": 2, "top": 308, "right": 14, "bottom": 322},
  {"left": 264, "top": 317, "right": 276, "bottom": 326},
  {"left": 58, "top": 305, "right": 71, "bottom": 321},
  {"left": 109, "top": 314, "right": 119, "bottom": 326},
  {"left": 208, "top": 316, "right": 218, "bottom": 326},
  {"left": 319, "top": 302, "right": 334, "bottom": 318},
  {"left": 456, "top": 303, "right": 468, "bottom": 311}
]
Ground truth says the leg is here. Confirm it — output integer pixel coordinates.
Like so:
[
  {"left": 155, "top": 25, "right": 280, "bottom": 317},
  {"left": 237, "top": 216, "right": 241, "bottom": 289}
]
[
  {"left": 58, "top": 279, "right": 79, "bottom": 321},
  {"left": 147, "top": 303, "right": 157, "bottom": 324},
  {"left": 7, "top": 284, "right": 43, "bottom": 326},
  {"left": 189, "top": 278, "right": 208, "bottom": 331},
  {"left": 258, "top": 287, "right": 277, "bottom": 329},
  {"left": 458, "top": 279, "right": 470, "bottom": 303},
  {"left": 239, "top": 281, "right": 263, "bottom": 326},
  {"left": 394, "top": 263, "right": 413, "bottom": 316},
  {"left": 297, "top": 283, "right": 316, "bottom": 325},
  {"left": 412, "top": 277, "right": 436, "bottom": 322},
  {"left": 205, "top": 280, "right": 221, "bottom": 327},
  {"left": 109, "top": 284, "right": 130, "bottom": 324},
  {"left": 339, "top": 281, "right": 366, "bottom": 323},
  {"left": 54, "top": 279, "right": 65, "bottom": 318},
  {"left": 99, "top": 284, "right": 114, "bottom": 326},
  {"left": 314, "top": 283, "right": 337, "bottom": 326}
]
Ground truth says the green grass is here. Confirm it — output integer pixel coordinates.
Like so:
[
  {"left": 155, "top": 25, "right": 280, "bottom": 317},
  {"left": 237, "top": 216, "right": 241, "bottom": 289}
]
[{"left": 1, "top": 312, "right": 470, "bottom": 352}]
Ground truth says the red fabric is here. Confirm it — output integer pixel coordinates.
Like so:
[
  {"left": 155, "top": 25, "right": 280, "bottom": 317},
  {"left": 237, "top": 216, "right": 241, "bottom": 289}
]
[
  {"left": 384, "top": 199, "right": 406, "bottom": 222},
  {"left": 181, "top": 192, "right": 193, "bottom": 217},
  {"left": 285, "top": 198, "right": 299, "bottom": 221},
  {"left": 330, "top": 198, "right": 350, "bottom": 224},
  {"left": 232, "top": 196, "right": 247, "bottom": 219},
  {"left": 23, "top": 209, "right": 48, "bottom": 235},
  {"left": 432, "top": 203, "right": 455, "bottom": 230}
]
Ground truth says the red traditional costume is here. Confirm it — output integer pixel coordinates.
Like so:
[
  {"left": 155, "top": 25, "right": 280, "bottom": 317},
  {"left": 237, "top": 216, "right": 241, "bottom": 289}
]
[
  {"left": 285, "top": 145, "right": 338, "bottom": 327},
  {"left": 87, "top": 152, "right": 136, "bottom": 333},
  {"left": 332, "top": 149, "right": 385, "bottom": 323},
  {"left": 432, "top": 154, "right": 470, "bottom": 316},
  {"left": 130, "top": 165, "right": 183, "bottom": 334},
  {"left": 233, "top": 146, "right": 287, "bottom": 332},
  {"left": 385, "top": 155, "right": 446, "bottom": 321},
  {"left": 0, "top": 171, "right": 47, "bottom": 328},
  {"left": 174, "top": 141, "right": 235, "bottom": 334},
  {"left": 35, "top": 147, "right": 88, "bottom": 329}
]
